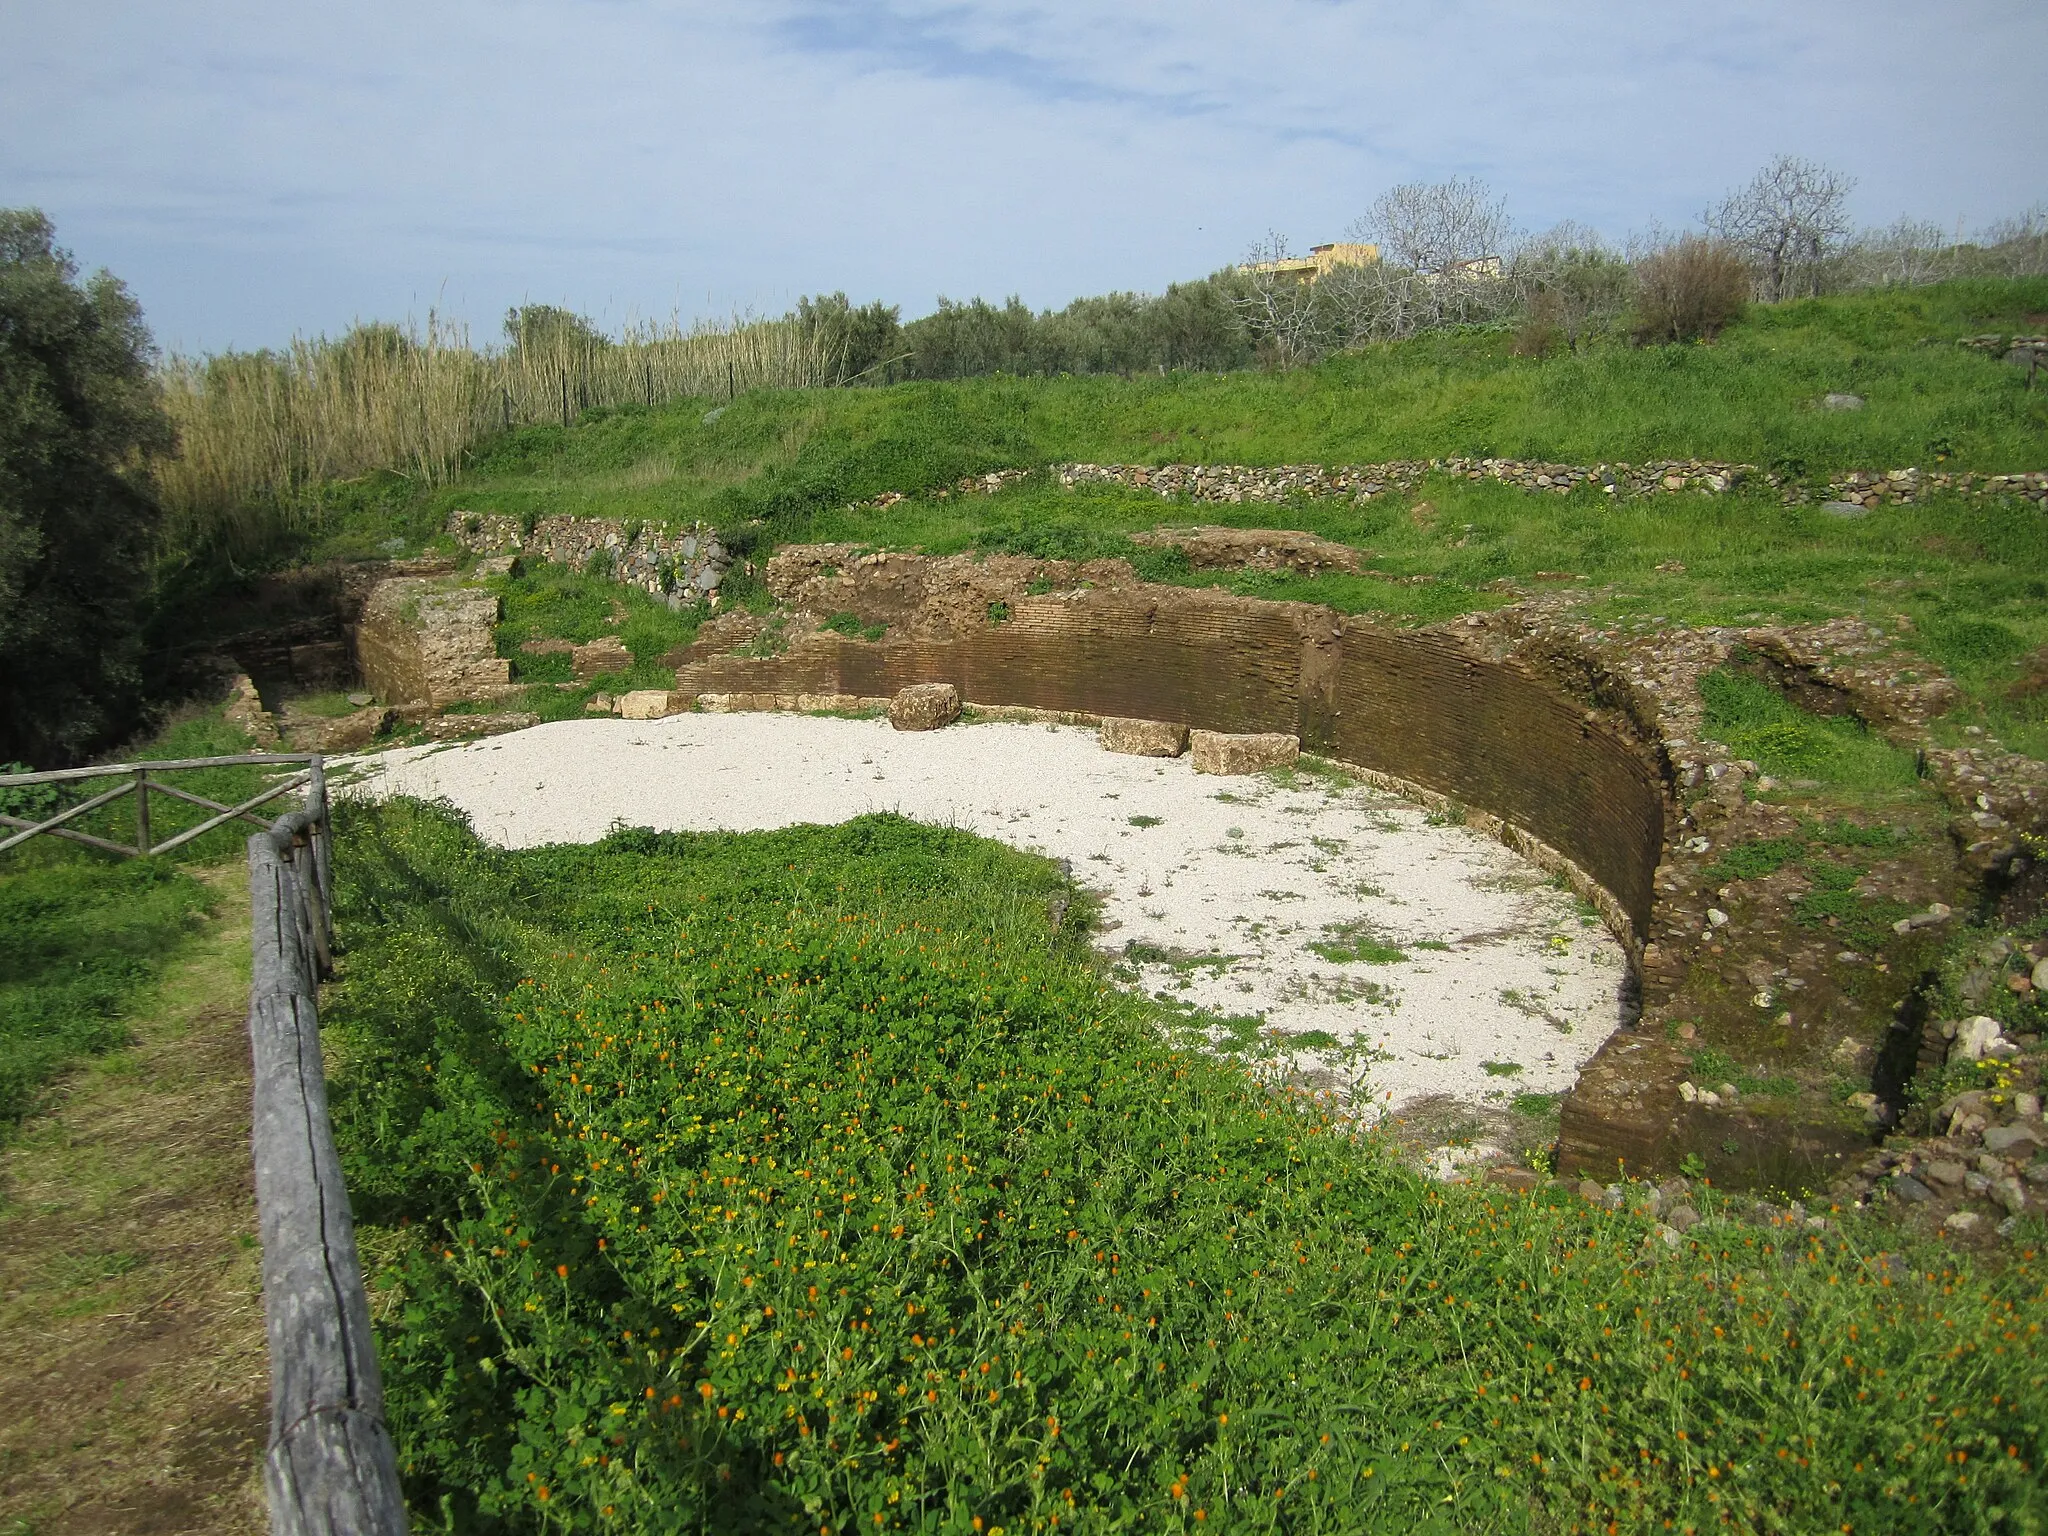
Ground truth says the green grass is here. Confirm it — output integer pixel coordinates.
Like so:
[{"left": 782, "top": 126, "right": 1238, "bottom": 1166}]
[
  {"left": 0, "top": 711, "right": 276, "bottom": 1129},
  {"left": 490, "top": 562, "right": 703, "bottom": 688},
  {"left": 323, "top": 801, "right": 2048, "bottom": 1533},
  {"left": 0, "top": 857, "right": 214, "bottom": 1129},
  {"left": 269, "top": 280, "right": 2048, "bottom": 755},
  {"left": 1698, "top": 669, "right": 1925, "bottom": 791},
  {"left": 313, "top": 279, "right": 2048, "bottom": 555},
  {"left": 1307, "top": 920, "right": 1409, "bottom": 965}
]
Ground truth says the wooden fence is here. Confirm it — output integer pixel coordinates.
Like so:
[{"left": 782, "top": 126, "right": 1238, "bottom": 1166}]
[{"left": 0, "top": 757, "right": 408, "bottom": 1535}]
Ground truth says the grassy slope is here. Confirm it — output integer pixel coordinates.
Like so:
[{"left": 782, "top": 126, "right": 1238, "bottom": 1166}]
[
  {"left": 309, "top": 279, "right": 2048, "bottom": 753},
  {"left": 327, "top": 801, "right": 2048, "bottom": 1534},
  {"left": 322, "top": 277, "right": 2048, "bottom": 541},
  {"left": 0, "top": 711, "right": 269, "bottom": 1129}
]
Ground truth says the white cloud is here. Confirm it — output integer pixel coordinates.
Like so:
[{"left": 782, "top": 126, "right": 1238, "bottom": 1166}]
[{"left": 1, "top": 0, "right": 2040, "bottom": 349}]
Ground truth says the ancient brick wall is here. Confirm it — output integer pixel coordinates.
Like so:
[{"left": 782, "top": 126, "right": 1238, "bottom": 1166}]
[{"left": 674, "top": 584, "right": 1667, "bottom": 935}]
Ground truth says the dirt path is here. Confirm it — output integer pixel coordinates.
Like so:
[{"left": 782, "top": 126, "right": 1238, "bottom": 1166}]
[{"left": 0, "top": 865, "right": 267, "bottom": 1536}]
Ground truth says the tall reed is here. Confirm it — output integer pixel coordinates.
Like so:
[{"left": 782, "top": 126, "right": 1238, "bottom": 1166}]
[{"left": 154, "top": 312, "right": 832, "bottom": 552}]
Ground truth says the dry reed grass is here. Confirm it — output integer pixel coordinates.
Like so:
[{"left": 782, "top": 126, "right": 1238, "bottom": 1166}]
[{"left": 153, "top": 313, "right": 832, "bottom": 549}]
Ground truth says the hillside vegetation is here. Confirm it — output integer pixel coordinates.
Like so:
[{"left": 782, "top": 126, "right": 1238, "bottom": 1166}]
[
  {"left": 303, "top": 280, "right": 2048, "bottom": 756},
  {"left": 332, "top": 279, "right": 2048, "bottom": 551},
  {"left": 326, "top": 800, "right": 2048, "bottom": 1534}
]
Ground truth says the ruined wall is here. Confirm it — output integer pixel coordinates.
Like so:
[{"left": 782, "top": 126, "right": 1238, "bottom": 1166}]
[
  {"left": 674, "top": 583, "right": 1667, "bottom": 936},
  {"left": 357, "top": 577, "right": 513, "bottom": 707}
]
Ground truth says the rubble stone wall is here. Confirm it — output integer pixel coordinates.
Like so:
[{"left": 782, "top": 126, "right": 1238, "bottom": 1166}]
[
  {"left": 848, "top": 458, "right": 2048, "bottom": 512},
  {"left": 447, "top": 510, "right": 731, "bottom": 605}
]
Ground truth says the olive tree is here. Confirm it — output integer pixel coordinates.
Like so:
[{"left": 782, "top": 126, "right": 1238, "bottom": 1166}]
[{"left": 0, "top": 209, "right": 173, "bottom": 765}]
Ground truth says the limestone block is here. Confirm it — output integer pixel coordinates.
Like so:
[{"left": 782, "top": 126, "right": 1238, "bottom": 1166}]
[
  {"left": 888, "top": 682, "right": 960, "bottom": 732},
  {"left": 357, "top": 576, "right": 510, "bottom": 706},
  {"left": 299, "top": 706, "right": 390, "bottom": 753},
  {"left": 618, "top": 690, "right": 690, "bottom": 720},
  {"left": 422, "top": 712, "right": 539, "bottom": 740},
  {"left": 1190, "top": 730, "right": 1298, "bottom": 775},
  {"left": 572, "top": 636, "right": 634, "bottom": 680},
  {"left": 1099, "top": 717, "right": 1189, "bottom": 757}
]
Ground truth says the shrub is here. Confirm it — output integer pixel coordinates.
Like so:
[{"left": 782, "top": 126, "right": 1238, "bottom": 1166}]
[
  {"left": 1630, "top": 237, "right": 1751, "bottom": 343},
  {"left": 325, "top": 803, "right": 2048, "bottom": 1533}
]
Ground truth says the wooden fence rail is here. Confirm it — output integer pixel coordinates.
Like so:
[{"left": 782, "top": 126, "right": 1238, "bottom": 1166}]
[{"left": 1, "top": 756, "right": 407, "bottom": 1534}]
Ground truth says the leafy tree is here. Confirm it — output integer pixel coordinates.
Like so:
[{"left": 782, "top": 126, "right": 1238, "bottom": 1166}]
[
  {"left": 795, "top": 292, "right": 903, "bottom": 383},
  {"left": 502, "top": 304, "right": 609, "bottom": 352},
  {"left": 0, "top": 209, "right": 173, "bottom": 766}
]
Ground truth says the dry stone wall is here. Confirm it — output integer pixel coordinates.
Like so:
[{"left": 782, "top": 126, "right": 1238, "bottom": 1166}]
[
  {"left": 447, "top": 510, "right": 733, "bottom": 605},
  {"left": 845, "top": 459, "right": 2048, "bottom": 512}
]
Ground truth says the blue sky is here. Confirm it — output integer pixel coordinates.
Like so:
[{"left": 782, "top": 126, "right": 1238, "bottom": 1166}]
[{"left": 3, "top": 0, "right": 2042, "bottom": 353}]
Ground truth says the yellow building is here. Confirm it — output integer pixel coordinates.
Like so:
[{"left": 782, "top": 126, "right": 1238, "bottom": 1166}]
[{"left": 1240, "top": 242, "right": 1380, "bottom": 282}]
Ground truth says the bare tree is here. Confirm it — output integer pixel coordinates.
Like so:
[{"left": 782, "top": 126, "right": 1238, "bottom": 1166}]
[
  {"left": 1350, "top": 177, "right": 1513, "bottom": 275},
  {"left": 1704, "top": 154, "right": 1856, "bottom": 301},
  {"left": 1843, "top": 217, "right": 1954, "bottom": 289},
  {"left": 1974, "top": 205, "right": 2048, "bottom": 278},
  {"left": 1228, "top": 232, "right": 1331, "bottom": 365}
]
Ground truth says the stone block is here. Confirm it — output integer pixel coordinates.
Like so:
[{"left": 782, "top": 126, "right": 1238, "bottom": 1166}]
[
  {"left": 1190, "top": 730, "right": 1298, "bottom": 775},
  {"left": 888, "top": 682, "right": 960, "bottom": 732},
  {"left": 1099, "top": 717, "right": 1189, "bottom": 757},
  {"left": 618, "top": 690, "right": 689, "bottom": 720},
  {"left": 422, "top": 712, "right": 539, "bottom": 740},
  {"left": 572, "top": 636, "right": 634, "bottom": 680},
  {"left": 305, "top": 706, "right": 391, "bottom": 752}
]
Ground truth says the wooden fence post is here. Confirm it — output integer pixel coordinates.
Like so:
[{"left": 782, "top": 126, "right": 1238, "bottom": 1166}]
[{"left": 247, "top": 798, "right": 407, "bottom": 1536}]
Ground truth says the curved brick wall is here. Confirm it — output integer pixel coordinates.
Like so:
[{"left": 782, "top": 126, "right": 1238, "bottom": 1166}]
[{"left": 673, "top": 586, "right": 1669, "bottom": 936}]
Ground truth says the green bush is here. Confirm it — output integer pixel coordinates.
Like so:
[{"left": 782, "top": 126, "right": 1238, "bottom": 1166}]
[{"left": 327, "top": 802, "right": 2048, "bottom": 1533}]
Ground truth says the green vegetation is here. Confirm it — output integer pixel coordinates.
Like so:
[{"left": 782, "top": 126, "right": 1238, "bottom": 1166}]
[
  {"left": 339, "top": 279, "right": 2048, "bottom": 551},
  {"left": 1309, "top": 921, "right": 1409, "bottom": 964},
  {"left": 0, "top": 711, "right": 278, "bottom": 1127},
  {"left": 1699, "top": 669, "right": 1925, "bottom": 789},
  {"left": 0, "top": 857, "right": 213, "bottom": 1130},
  {"left": 0, "top": 210, "right": 174, "bottom": 764},
  {"left": 491, "top": 561, "right": 701, "bottom": 690},
  {"left": 326, "top": 801, "right": 2048, "bottom": 1532}
]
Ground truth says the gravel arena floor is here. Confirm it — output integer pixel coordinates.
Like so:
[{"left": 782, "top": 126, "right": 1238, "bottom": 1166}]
[{"left": 341, "top": 715, "right": 1628, "bottom": 1167}]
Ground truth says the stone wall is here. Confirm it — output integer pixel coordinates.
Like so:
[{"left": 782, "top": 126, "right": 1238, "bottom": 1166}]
[
  {"left": 842, "top": 458, "right": 2048, "bottom": 512},
  {"left": 446, "top": 510, "right": 732, "bottom": 605},
  {"left": 680, "top": 556, "right": 1669, "bottom": 940},
  {"left": 356, "top": 576, "right": 516, "bottom": 707}
]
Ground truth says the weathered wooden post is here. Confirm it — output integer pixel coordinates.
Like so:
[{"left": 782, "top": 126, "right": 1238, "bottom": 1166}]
[{"left": 246, "top": 776, "right": 407, "bottom": 1536}]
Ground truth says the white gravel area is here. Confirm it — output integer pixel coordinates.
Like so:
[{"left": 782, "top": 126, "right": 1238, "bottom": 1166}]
[{"left": 340, "top": 714, "right": 1626, "bottom": 1132}]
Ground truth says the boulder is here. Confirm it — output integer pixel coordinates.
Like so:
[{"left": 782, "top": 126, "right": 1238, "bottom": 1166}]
[
  {"left": 1483, "top": 1165, "right": 1540, "bottom": 1193},
  {"left": 357, "top": 576, "right": 512, "bottom": 706},
  {"left": 1190, "top": 730, "right": 1299, "bottom": 775},
  {"left": 618, "top": 690, "right": 690, "bottom": 721},
  {"left": 1948, "top": 1015, "right": 2005, "bottom": 1061},
  {"left": 1099, "top": 717, "right": 1189, "bottom": 757},
  {"left": 1820, "top": 392, "right": 1866, "bottom": 411},
  {"left": 222, "top": 673, "right": 280, "bottom": 747},
  {"left": 1983, "top": 1122, "right": 2046, "bottom": 1156},
  {"left": 571, "top": 636, "right": 634, "bottom": 680},
  {"left": 888, "top": 683, "right": 960, "bottom": 732}
]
